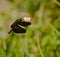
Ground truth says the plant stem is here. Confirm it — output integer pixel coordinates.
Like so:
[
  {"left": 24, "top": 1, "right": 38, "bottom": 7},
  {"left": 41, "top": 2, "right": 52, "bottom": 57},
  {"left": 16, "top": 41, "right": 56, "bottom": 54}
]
[{"left": 37, "top": 35, "right": 44, "bottom": 57}]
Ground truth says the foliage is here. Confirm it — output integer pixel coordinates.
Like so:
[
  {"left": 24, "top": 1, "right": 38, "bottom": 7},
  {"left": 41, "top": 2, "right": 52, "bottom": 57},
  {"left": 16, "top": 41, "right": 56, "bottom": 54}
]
[{"left": 0, "top": 0, "right": 60, "bottom": 57}]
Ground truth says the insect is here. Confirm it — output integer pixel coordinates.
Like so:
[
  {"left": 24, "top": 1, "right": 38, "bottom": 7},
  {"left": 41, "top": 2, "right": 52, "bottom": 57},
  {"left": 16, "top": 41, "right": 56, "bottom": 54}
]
[{"left": 8, "top": 16, "right": 31, "bottom": 34}]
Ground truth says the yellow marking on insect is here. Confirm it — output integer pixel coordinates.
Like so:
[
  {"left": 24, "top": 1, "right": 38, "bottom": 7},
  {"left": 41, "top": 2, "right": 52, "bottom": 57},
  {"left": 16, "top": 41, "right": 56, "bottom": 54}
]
[{"left": 23, "top": 17, "right": 31, "bottom": 22}]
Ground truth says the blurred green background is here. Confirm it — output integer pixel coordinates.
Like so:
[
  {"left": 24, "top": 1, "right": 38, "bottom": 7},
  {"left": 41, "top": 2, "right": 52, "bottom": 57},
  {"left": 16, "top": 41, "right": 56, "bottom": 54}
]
[{"left": 0, "top": 0, "right": 60, "bottom": 57}]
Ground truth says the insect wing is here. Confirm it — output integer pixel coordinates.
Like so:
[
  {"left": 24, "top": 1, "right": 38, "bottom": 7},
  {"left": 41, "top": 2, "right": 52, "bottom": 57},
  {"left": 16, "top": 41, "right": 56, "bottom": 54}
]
[
  {"left": 12, "top": 25, "right": 26, "bottom": 33},
  {"left": 18, "top": 22, "right": 31, "bottom": 26}
]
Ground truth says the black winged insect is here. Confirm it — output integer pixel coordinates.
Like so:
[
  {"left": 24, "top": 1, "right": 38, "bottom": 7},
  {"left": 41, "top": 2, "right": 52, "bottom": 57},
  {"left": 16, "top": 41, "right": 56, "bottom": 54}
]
[{"left": 8, "top": 16, "right": 31, "bottom": 34}]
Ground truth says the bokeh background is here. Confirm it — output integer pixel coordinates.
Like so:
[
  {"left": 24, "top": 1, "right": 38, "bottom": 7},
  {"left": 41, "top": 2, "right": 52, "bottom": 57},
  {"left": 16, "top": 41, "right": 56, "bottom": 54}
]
[{"left": 0, "top": 0, "right": 60, "bottom": 57}]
